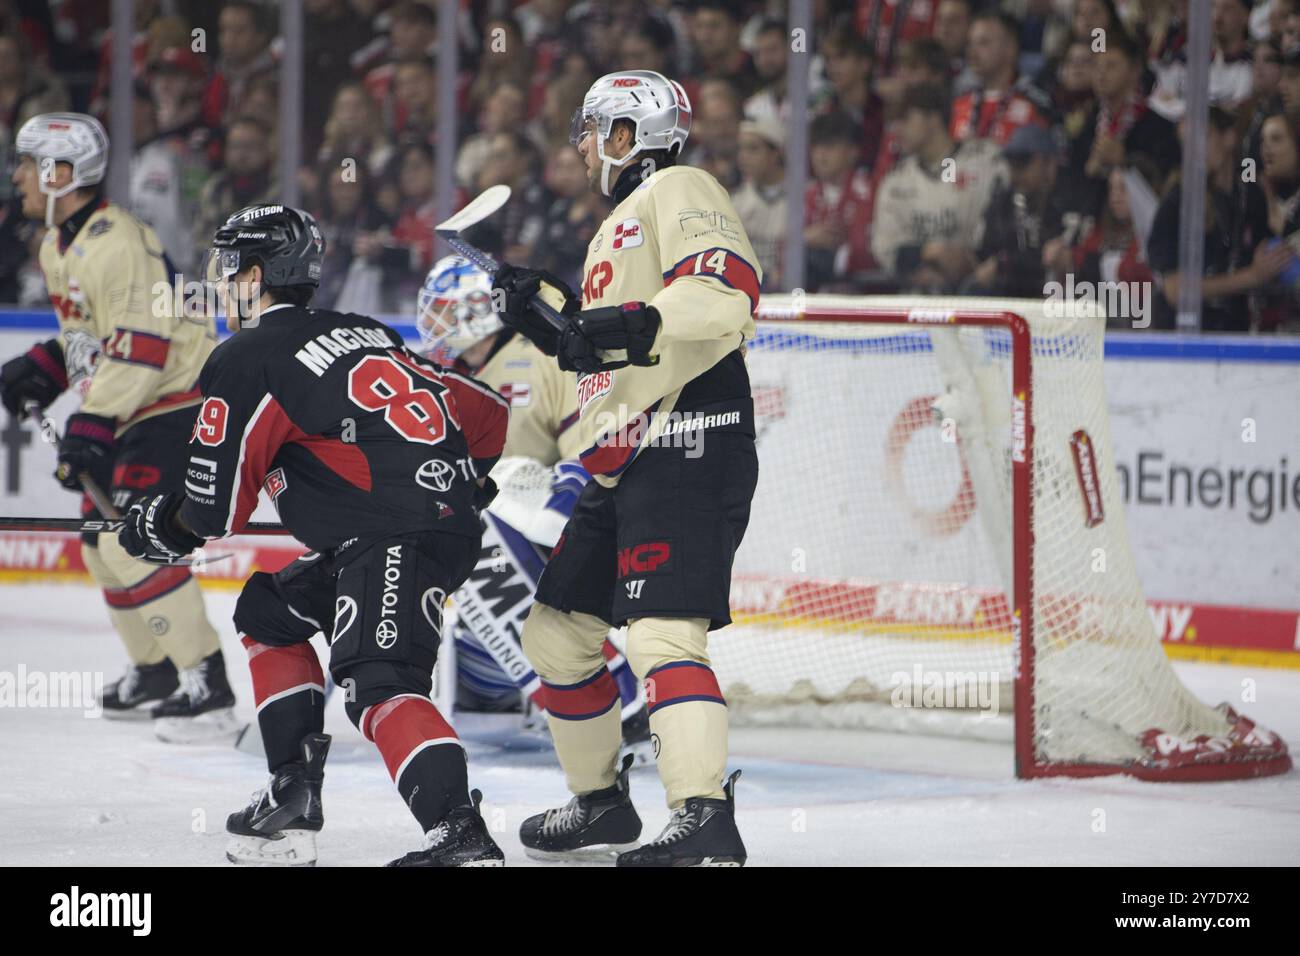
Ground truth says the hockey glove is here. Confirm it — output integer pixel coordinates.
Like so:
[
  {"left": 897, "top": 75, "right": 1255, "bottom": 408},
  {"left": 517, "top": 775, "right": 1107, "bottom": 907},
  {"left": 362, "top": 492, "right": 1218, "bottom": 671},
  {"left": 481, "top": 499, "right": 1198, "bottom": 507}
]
[
  {"left": 0, "top": 338, "right": 67, "bottom": 417},
  {"left": 119, "top": 493, "right": 206, "bottom": 562},
  {"left": 491, "top": 263, "right": 579, "bottom": 355},
  {"left": 472, "top": 475, "right": 499, "bottom": 514},
  {"left": 56, "top": 412, "right": 116, "bottom": 493},
  {"left": 557, "top": 302, "right": 662, "bottom": 374}
]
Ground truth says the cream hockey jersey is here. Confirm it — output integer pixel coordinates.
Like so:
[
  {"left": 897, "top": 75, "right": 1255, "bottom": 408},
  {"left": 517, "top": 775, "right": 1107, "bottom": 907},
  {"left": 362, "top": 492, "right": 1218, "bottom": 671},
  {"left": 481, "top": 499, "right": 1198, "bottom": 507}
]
[
  {"left": 571, "top": 164, "right": 761, "bottom": 484},
  {"left": 460, "top": 331, "right": 582, "bottom": 466},
  {"left": 38, "top": 200, "right": 215, "bottom": 434}
]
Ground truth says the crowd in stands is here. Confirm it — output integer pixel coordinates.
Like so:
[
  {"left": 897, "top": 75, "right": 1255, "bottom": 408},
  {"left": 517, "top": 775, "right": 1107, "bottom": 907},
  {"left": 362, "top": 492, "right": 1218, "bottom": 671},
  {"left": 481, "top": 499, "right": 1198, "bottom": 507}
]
[{"left": 2, "top": 0, "right": 1300, "bottom": 331}]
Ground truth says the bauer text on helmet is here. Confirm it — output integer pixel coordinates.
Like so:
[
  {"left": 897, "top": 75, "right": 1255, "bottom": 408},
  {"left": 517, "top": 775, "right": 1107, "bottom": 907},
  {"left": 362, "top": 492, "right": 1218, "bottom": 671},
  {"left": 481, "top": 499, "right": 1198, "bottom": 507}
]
[
  {"left": 570, "top": 71, "right": 691, "bottom": 196},
  {"left": 202, "top": 205, "right": 324, "bottom": 330}
]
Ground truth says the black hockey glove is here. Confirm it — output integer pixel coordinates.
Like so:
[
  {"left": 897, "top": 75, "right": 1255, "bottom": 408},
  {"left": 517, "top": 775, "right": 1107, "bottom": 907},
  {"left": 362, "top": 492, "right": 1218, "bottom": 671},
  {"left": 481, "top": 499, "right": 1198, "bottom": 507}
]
[
  {"left": 56, "top": 412, "right": 116, "bottom": 493},
  {"left": 557, "top": 302, "right": 662, "bottom": 374},
  {"left": 119, "top": 493, "right": 206, "bottom": 562},
  {"left": 472, "top": 475, "right": 499, "bottom": 515},
  {"left": 0, "top": 338, "right": 67, "bottom": 417},
  {"left": 491, "top": 263, "right": 579, "bottom": 355}
]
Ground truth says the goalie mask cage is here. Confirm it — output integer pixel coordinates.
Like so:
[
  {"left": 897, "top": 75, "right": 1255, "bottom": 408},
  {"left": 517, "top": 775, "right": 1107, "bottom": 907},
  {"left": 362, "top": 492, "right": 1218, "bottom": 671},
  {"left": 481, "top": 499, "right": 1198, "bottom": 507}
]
[{"left": 711, "top": 295, "right": 1290, "bottom": 781}]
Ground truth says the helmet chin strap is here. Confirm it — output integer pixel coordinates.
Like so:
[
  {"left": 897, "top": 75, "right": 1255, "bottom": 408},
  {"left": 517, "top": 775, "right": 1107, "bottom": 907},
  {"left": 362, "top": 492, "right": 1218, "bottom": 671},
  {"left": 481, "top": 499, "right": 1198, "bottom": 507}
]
[{"left": 596, "top": 135, "right": 644, "bottom": 198}]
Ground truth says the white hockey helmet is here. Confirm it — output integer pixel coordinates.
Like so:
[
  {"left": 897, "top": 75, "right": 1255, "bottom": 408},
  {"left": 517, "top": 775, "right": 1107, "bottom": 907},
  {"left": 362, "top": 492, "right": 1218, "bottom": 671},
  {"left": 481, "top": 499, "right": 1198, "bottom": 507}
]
[
  {"left": 569, "top": 70, "right": 692, "bottom": 196},
  {"left": 416, "top": 255, "right": 499, "bottom": 360},
  {"left": 14, "top": 112, "right": 110, "bottom": 226}
]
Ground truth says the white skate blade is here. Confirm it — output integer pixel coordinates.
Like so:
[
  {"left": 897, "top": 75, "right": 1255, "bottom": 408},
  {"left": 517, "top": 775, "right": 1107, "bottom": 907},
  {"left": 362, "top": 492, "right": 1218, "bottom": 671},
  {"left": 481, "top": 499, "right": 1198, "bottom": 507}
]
[
  {"left": 523, "top": 842, "right": 639, "bottom": 865},
  {"left": 226, "top": 828, "right": 318, "bottom": 867},
  {"left": 100, "top": 705, "right": 157, "bottom": 721},
  {"left": 154, "top": 707, "right": 240, "bottom": 744}
]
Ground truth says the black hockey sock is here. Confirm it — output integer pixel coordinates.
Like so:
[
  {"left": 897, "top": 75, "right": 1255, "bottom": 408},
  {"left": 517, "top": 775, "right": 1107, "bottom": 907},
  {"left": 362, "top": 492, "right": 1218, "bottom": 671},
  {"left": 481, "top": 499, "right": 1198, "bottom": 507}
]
[
  {"left": 363, "top": 696, "right": 470, "bottom": 832},
  {"left": 242, "top": 637, "right": 327, "bottom": 772}
]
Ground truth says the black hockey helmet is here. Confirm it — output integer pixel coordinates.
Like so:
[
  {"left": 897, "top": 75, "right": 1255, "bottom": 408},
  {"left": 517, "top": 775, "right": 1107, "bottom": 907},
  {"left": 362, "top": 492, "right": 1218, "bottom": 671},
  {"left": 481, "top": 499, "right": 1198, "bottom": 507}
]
[{"left": 202, "top": 203, "right": 325, "bottom": 291}]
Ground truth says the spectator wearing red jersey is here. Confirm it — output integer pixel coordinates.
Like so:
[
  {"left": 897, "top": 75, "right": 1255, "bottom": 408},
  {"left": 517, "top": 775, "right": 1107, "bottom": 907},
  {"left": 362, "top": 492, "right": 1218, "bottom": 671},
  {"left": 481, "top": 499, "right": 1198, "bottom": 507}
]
[
  {"left": 814, "top": 27, "right": 886, "bottom": 172},
  {"left": 950, "top": 11, "right": 1054, "bottom": 145},
  {"left": 804, "top": 111, "right": 876, "bottom": 292},
  {"left": 206, "top": 1, "right": 277, "bottom": 128},
  {"left": 856, "top": 0, "right": 942, "bottom": 75}
]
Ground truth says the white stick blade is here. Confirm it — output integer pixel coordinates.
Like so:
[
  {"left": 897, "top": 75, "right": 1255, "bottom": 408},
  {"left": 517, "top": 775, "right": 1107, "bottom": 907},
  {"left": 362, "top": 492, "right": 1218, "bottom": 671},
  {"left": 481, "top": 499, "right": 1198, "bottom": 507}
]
[{"left": 436, "top": 184, "right": 512, "bottom": 236}]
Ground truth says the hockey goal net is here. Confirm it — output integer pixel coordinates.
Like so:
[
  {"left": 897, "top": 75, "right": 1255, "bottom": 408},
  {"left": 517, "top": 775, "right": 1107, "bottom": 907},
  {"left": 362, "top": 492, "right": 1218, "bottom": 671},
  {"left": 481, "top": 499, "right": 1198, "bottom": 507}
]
[{"left": 710, "top": 294, "right": 1291, "bottom": 781}]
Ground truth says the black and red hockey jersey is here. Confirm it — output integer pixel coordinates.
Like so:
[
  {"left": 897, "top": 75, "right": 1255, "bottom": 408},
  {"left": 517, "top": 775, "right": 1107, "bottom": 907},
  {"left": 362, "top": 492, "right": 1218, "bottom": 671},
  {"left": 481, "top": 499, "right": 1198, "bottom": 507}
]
[{"left": 179, "top": 303, "right": 508, "bottom": 551}]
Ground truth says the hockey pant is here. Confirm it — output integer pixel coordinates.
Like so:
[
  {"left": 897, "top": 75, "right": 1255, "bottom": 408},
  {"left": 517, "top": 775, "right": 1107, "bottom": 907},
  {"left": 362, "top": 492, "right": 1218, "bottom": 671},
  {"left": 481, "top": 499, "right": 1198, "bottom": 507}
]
[
  {"left": 81, "top": 408, "right": 220, "bottom": 670},
  {"left": 453, "top": 511, "right": 640, "bottom": 720}
]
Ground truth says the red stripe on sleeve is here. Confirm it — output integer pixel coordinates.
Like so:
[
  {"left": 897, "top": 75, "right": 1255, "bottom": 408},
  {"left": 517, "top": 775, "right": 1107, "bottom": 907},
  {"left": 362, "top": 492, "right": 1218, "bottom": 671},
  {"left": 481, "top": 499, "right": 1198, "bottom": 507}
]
[
  {"left": 106, "top": 329, "right": 170, "bottom": 370},
  {"left": 661, "top": 248, "right": 761, "bottom": 313}
]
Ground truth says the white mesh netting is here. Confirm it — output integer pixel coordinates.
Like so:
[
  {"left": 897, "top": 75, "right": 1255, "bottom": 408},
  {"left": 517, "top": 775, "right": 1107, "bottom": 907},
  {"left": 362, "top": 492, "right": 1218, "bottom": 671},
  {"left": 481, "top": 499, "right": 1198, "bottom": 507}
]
[{"left": 711, "top": 295, "right": 1288, "bottom": 778}]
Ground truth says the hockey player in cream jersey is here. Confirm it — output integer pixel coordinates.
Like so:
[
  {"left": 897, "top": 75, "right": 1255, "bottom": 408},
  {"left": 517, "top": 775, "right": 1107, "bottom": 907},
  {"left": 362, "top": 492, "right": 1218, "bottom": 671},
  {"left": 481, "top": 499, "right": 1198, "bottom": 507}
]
[
  {"left": 0, "top": 113, "right": 233, "bottom": 740},
  {"left": 494, "top": 70, "right": 760, "bottom": 866},
  {"left": 416, "top": 255, "right": 649, "bottom": 754}
]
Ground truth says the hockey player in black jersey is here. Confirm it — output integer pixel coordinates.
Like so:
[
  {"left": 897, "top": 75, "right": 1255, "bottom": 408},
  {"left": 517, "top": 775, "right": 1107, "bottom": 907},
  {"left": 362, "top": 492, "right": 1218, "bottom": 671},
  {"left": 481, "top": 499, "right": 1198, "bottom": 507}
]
[{"left": 118, "top": 205, "right": 511, "bottom": 867}]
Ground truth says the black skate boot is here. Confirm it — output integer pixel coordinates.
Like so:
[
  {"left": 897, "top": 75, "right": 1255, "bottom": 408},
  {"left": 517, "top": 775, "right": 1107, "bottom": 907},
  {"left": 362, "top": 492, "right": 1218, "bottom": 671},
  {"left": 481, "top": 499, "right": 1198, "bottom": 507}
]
[
  {"left": 100, "top": 659, "right": 178, "bottom": 719},
  {"left": 520, "top": 753, "right": 642, "bottom": 863},
  {"left": 620, "top": 704, "right": 654, "bottom": 767},
  {"left": 387, "top": 790, "right": 505, "bottom": 867},
  {"left": 151, "top": 649, "right": 238, "bottom": 743},
  {"left": 226, "top": 733, "right": 331, "bottom": 866},
  {"left": 616, "top": 770, "right": 745, "bottom": 867}
]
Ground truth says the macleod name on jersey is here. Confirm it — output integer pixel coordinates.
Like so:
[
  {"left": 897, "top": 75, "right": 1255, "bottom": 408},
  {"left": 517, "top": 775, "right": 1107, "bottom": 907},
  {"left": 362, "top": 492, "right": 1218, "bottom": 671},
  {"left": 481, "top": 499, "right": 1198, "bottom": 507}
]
[{"left": 294, "top": 325, "right": 397, "bottom": 376}]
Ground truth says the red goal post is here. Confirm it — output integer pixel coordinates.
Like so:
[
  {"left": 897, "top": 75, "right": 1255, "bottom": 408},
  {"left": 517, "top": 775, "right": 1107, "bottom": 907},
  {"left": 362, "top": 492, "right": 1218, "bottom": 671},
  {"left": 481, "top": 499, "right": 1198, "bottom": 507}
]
[{"left": 723, "top": 294, "right": 1290, "bottom": 781}]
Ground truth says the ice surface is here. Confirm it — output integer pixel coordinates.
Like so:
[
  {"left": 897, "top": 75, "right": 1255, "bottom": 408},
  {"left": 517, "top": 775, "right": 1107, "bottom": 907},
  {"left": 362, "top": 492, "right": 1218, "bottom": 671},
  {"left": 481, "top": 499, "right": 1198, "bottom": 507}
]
[{"left": 1, "top": 582, "right": 1296, "bottom": 866}]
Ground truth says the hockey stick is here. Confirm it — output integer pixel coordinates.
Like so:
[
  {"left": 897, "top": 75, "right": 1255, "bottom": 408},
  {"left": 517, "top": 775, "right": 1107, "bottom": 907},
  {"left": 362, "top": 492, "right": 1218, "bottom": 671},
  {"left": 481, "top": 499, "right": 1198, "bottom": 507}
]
[
  {"left": 26, "top": 401, "right": 119, "bottom": 521},
  {"left": 434, "top": 186, "right": 568, "bottom": 333},
  {"left": 11, "top": 405, "right": 286, "bottom": 565},
  {"left": 0, "top": 516, "right": 288, "bottom": 535}
]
